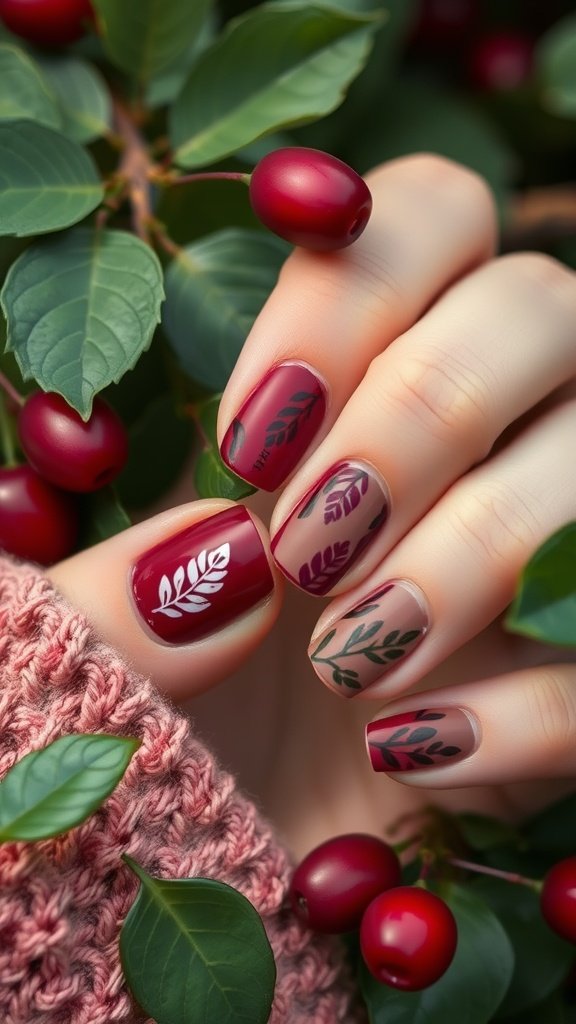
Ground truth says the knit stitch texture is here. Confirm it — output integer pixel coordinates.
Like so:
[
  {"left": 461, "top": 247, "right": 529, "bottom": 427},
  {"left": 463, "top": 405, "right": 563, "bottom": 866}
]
[{"left": 0, "top": 555, "right": 361, "bottom": 1024}]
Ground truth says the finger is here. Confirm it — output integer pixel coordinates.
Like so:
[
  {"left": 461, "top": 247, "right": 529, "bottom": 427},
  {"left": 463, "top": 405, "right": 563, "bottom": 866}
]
[
  {"left": 47, "top": 500, "right": 282, "bottom": 702},
  {"left": 307, "top": 396, "right": 574, "bottom": 698},
  {"left": 271, "top": 252, "right": 576, "bottom": 596},
  {"left": 364, "top": 662, "right": 576, "bottom": 786},
  {"left": 218, "top": 154, "right": 496, "bottom": 492}
]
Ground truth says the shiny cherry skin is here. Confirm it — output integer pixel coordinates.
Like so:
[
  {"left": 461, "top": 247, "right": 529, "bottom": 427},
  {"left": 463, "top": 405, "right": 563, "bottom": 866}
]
[
  {"left": 18, "top": 391, "right": 128, "bottom": 494},
  {"left": 290, "top": 833, "right": 402, "bottom": 933},
  {"left": 0, "top": 464, "right": 77, "bottom": 565},
  {"left": 249, "top": 147, "right": 372, "bottom": 252},
  {"left": 360, "top": 885, "right": 458, "bottom": 991},
  {"left": 541, "top": 857, "right": 576, "bottom": 944},
  {"left": 469, "top": 32, "right": 534, "bottom": 92},
  {"left": 0, "top": 0, "right": 93, "bottom": 47}
]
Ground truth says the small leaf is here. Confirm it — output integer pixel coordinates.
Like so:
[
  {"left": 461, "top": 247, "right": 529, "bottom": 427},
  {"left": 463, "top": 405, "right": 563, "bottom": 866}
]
[
  {"left": 120, "top": 857, "right": 276, "bottom": 1024},
  {"left": 343, "top": 602, "right": 379, "bottom": 618},
  {"left": 193, "top": 394, "right": 257, "bottom": 501},
  {"left": 1, "top": 227, "right": 164, "bottom": 418},
  {"left": 0, "top": 43, "right": 61, "bottom": 130},
  {"left": 0, "top": 121, "right": 103, "bottom": 237},
  {"left": 173, "top": 565, "right": 185, "bottom": 594},
  {"left": 538, "top": 12, "right": 576, "bottom": 118},
  {"left": 384, "top": 648, "right": 405, "bottom": 660},
  {"left": 506, "top": 522, "right": 576, "bottom": 646},
  {"left": 77, "top": 484, "right": 131, "bottom": 546},
  {"left": 159, "top": 575, "right": 171, "bottom": 605},
  {"left": 398, "top": 629, "right": 421, "bottom": 645},
  {"left": 228, "top": 418, "right": 245, "bottom": 463},
  {"left": 0, "top": 734, "right": 140, "bottom": 841},
  {"left": 407, "top": 727, "right": 437, "bottom": 744},
  {"left": 170, "top": 2, "right": 382, "bottom": 167},
  {"left": 382, "top": 629, "right": 400, "bottom": 645},
  {"left": 35, "top": 55, "right": 112, "bottom": 143},
  {"left": 311, "top": 629, "right": 337, "bottom": 656}
]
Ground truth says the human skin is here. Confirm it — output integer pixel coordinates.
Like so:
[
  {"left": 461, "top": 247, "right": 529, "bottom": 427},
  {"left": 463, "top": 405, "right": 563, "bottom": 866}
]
[{"left": 49, "top": 153, "right": 576, "bottom": 859}]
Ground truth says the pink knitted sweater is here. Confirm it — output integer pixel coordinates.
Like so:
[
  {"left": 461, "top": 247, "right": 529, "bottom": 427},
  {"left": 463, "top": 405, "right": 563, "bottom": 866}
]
[{"left": 0, "top": 556, "right": 361, "bottom": 1024}]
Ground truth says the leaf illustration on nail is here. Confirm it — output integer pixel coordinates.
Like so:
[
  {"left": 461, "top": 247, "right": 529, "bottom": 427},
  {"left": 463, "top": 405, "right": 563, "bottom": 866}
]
[
  {"left": 322, "top": 466, "right": 369, "bottom": 524},
  {"left": 297, "top": 483, "right": 322, "bottom": 520},
  {"left": 152, "top": 543, "right": 230, "bottom": 618},
  {"left": 227, "top": 419, "right": 245, "bottom": 464},
  {"left": 264, "top": 389, "right": 321, "bottom": 448},
  {"left": 368, "top": 710, "right": 462, "bottom": 770},
  {"left": 298, "top": 541, "right": 350, "bottom": 593}
]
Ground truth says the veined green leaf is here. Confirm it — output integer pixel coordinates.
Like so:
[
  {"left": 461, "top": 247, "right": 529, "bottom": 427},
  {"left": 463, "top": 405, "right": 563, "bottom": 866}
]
[
  {"left": 35, "top": 55, "right": 112, "bottom": 143},
  {"left": 0, "top": 43, "right": 61, "bottom": 130},
  {"left": 538, "top": 13, "right": 576, "bottom": 118},
  {"left": 506, "top": 522, "right": 576, "bottom": 646},
  {"left": 194, "top": 394, "right": 256, "bottom": 501}
]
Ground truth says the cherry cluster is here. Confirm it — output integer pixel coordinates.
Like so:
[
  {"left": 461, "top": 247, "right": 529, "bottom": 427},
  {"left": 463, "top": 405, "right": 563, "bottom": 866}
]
[
  {"left": 290, "top": 833, "right": 576, "bottom": 992},
  {"left": 0, "top": 391, "right": 128, "bottom": 565}
]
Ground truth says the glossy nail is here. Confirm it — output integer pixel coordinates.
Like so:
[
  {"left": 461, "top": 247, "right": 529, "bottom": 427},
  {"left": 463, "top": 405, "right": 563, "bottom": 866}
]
[
  {"left": 220, "top": 361, "right": 327, "bottom": 492},
  {"left": 366, "top": 707, "right": 477, "bottom": 772},
  {"left": 271, "top": 459, "right": 389, "bottom": 595},
  {"left": 308, "top": 580, "right": 428, "bottom": 697},
  {"left": 131, "top": 506, "right": 274, "bottom": 644}
]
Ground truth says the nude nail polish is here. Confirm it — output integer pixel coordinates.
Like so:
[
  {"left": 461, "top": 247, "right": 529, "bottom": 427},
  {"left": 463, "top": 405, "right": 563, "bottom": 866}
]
[
  {"left": 131, "top": 506, "right": 274, "bottom": 644},
  {"left": 308, "top": 580, "right": 428, "bottom": 697},
  {"left": 271, "top": 460, "right": 389, "bottom": 595},
  {"left": 220, "top": 362, "right": 327, "bottom": 492},
  {"left": 366, "top": 707, "right": 477, "bottom": 772}
]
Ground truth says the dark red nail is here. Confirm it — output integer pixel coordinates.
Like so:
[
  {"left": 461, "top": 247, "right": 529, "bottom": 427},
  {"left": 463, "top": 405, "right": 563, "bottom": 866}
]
[
  {"left": 366, "top": 708, "right": 477, "bottom": 772},
  {"left": 220, "top": 362, "right": 327, "bottom": 492},
  {"left": 131, "top": 506, "right": 274, "bottom": 644}
]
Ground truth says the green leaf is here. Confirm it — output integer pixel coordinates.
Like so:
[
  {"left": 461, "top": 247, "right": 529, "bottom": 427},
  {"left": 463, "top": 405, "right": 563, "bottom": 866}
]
[
  {"left": 0, "top": 734, "right": 140, "bottom": 841},
  {"left": 1, "top": 227, "right": 164, "bottom": 418},
  {"left": 456, "top": 812, "right": 521, "bottom": 851},
  {"left": 116, "top": 393, "right": 194, "bottom": 509},
  {"left": 503, "top": 992, "right": 568, "bottom": 1024},
  {"left": 505, "top": 523, "right": 576, "bottom": 646},
  {"left": 120, "top": 857, "right": 276, "bottom": 1024},
  {"left": 359, "top": 883, "right": 514, "bottom": 1024},
  {"left": 35, "top": 55, "right": 112, "bottom": 143},
  {"left": 163, "top": 228, "right": 288, "bottom": 392},
  {"left": 0, "top": 121, "right": 103, "bottom": 237},
  {"left": 0, "top": 43, "right": 61, "bottom": 130},
  {"left": 92, "top": 0, "right": 213, "bottom": 83},
  {"left": 193, "top": 394, "right": 256, "bottom": 501},
  {"left": 538, "top": 13, "right": 576, "bottom": 119},
  {"left": 146, "top": 9, "right": 216, "bottom": 109},
  {"left": 522, "top": 789, "right": 576, "bottom": 858},
  {"left": 170, "top": 1, "right": 383, "bottom": 168},
  {"left": 78, "top": 485, "right": 132, "bottom": 547},
  {"left": 473, "top": 877, "right": 573, "bottom": 1018}
]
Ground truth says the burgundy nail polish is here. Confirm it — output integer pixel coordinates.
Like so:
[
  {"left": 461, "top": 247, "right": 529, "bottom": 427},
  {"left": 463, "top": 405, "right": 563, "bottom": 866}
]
[
  {"left": 366, "top": 707, "right": 477, "bottom": 772},
  {"left": 220, "top": 361, "right": 327, "bottom": 492},
  {"left": 131, "top": 506, "right": 274, "bottom": 644},
  {"left": 271, "top": 460, "right": 389, "bottom": 595}
]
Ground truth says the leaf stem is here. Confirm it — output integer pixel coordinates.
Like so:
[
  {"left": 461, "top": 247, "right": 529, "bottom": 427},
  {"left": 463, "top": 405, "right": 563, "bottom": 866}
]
[
  {"left": 112, "top": 98, "right": 155, "bottom": 243},
  {"left": 0, "top": 391, "right": 18, "bottom": 468},
  {"left": 445, "top": 856, "right": 542, "bottom": 892},
  {"left": 156, "top": 170, "right": 251, "bottom": 188},
  {"left": 0, "top": 369, "right": 24, "bottom": 409},
  {"left": 148, "top": 219, "right": 182, "bottom": 259}
]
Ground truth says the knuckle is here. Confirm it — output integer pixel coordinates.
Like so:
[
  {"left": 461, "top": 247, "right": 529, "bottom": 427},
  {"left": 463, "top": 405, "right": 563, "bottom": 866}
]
[
  {"left": 399, "top": 154, "right": 496, "bottom": 222},
  {"left": 500, "top": 252, "right": 576, "bottom": 312},
  {"left": 447, "top": 480, "right": 542, "bottom": 569},
  {"left": 526, "top": 668, "right": 576, "bottom": 751}
]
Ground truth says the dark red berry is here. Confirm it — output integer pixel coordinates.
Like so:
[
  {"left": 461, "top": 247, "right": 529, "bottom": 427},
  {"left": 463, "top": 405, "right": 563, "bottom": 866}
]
[
  {"left": 541, "top": 857, "right": 576, "bottom": 944},
  {"left": 18, "top": 392, "right": 128, "bottom": 494},
  {"left": 290, "top": 833, "right": 401, "bottom": 933},
  {"left": 0, "top": 464, "right": 77, "bottom": 565},
  {"left": 0, "top": 0, "right": 94, "bottom": 47},
  {"left": 249, "top": 147, "right": 372, "bottom": 252},
  {"left": 469, "top": 32, "right": 534, "bottom": 92},
  {"left": 360, "top": 885, "right": 457, "bottom": 991}
]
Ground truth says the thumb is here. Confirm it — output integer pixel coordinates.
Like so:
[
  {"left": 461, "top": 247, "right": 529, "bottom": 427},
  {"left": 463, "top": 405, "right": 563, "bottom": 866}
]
[{"left": 47, "top": 499, "right": 281, "bottom": 702}]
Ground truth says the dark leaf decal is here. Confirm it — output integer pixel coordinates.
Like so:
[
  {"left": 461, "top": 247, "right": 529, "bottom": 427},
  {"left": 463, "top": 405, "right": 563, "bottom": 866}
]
[
  {"left": 416, "top": 710, "right": 445, "bottom": 721},
  {"left": 368, "top": 503, "right": 388, "bottom": 531},
  {"left": 406, "top": 727, "right": 437, "bottom": 744},
  {"left": 311, "top": 629, "right": 336, "bottom": 656},
  {"left": 297, "top": 485, "right": 322, "bottom": 519},
  {"left": 298, "top": 541, "right": 350, "bottom": 593},
  {"left": 322, "top": 466, "right": 369, "bottom": 524},
  {"left": 382, "top": 630, "right": 400, "bottom": 646},
  {"left": 227, "top": 418, "right": 245, "bottom": 464},
  {"left": 441, "top": 745, "right": 462, "bottom": 756},
  {"left": 343, "top": 602, "right": 379, "bottom": 619},
  {"left": 410, "top": 752, "right": 435, "bottom": 765},
  {"left": 398, "top": 629, "right": 421, "bottom": 645},
  {"left": 264, "top": 390, "right": 320, "bottom": 448}
]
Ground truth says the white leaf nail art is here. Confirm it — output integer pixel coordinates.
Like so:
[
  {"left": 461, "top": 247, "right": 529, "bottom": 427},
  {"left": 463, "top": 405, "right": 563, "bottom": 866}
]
[{"left": 152, "top": 543, "right": 231, "bottom": 618}]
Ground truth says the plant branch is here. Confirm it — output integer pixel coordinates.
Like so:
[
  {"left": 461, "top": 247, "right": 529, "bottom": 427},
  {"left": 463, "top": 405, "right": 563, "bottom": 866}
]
[
  {"left": 147, "top": 219, "right": 182, "bottom": 259},
  {"left": 113, "top": 98, "right": 154, "bottom": 242},
  {"left": 0, "top": 370, "right": 24, "bottom": 409},
  {"left": 0, "top": 392, "right": 18, "bottom": 468},
  {"left": 154, "top": 170, "right": 251, "bottom": 187},
  {"left": 446, "top": 856, "right": 542, "bottom": 892}
]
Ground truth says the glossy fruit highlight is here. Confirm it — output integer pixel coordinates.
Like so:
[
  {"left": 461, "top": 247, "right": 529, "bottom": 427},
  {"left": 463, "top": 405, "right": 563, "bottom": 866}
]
[{"left": 0, "top": 464, "right": 77, "bottom": 565}]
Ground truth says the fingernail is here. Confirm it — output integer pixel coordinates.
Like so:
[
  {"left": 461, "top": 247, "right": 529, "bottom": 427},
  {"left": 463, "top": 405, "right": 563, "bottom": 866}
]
[
  {"left": 131, "top": 506, "right": 274, "bottom": 644},
  {"left": 366, "top": 707, "right": 477, "bottom": 772},
  {"left": 271, "top": 460, "right": 389, "bottom": 595},
  {"left": 220, "top": 361, "right": 327, "bottom": 492},
  {"left": 308, "top": 580, "right": 428, "bottom": 697}
]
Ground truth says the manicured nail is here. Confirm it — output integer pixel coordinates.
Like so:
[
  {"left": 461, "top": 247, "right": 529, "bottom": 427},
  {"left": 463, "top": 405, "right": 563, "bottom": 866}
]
[
  {"left": 366, "top": 707, "right": 477, "bottom": 772},
  {"left": 308, "top": 580, "right": 428, "bottom": 697},
  {"left": 131, "top": 506, "right": 274, "bottom": 644},
  {"left": 220, "top": 361, "right": 327, "bottom": 492},
  {"left": 271, "top": 459, "right": 389, "bottom": 595}
]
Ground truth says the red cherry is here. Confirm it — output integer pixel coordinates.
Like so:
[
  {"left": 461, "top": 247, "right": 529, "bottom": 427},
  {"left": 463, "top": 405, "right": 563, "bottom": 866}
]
[
  {"left": 0, "top": 464, "right": 77, "bottom": 565},
  {"left": 18, "top": 392, "right": 128, "bottom": 494},
  {"left": 290, "top": 833, "right": 401, "bottom": 933},
  {"left": 360, "top": 885, "right": 458, "bottom": 991},
  {"left": 469, "top": 32, "right": 534, "bottom": 92},
  {"left": 541, "top": 857, "right": 576, "bottom": 944},
  {"left": 0, "top": 0, "right": 94, "bottom": 47},
  {"left": 249, "top": 147, "right": 372, "bottom": 252}
]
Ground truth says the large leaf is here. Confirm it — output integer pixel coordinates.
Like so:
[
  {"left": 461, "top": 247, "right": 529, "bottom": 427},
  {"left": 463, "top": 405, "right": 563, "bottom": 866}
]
[
  {"left": 1, "top": 227, "right": 164, "bottom": 418},
  {"left": 170, "top": 1, "right": 382, "bottom": 168},
  {"left": 120, "top": 857, "right": 276, "bottom": 1024},
  {"left": 538, "top": 13, "right": 576, "bottom": 119},
  {"left": 92, "top": 0, "right": 213, "bottom": 83},
  {"left": 163, "top": 228, "right": 289, "bottom": 392},
  {"left": 359, "top": 883, "right": 514, "bottom": 1024},
  {"left": 0, "top": 43, "right": 61, "bottom": 130},
  {"left": 116, "top": 393, "right": 194, "bottom": 509},
  {"left": 0, "top": 121, "right": 103, "bottom": 237},
  {"left": 78, "top": 485, "right": 132, "bottom": 547},
  {"left": 35, "top": 55, "right": 112, "bottom": 143},
  {"left": 193, "top": 394, "right": 256, "bottom": 501},
  {"left": 505, "top": 522, "right": 576, "bottom": 646},
  {"left": 0, "top": 734, "right": 140, "bottom": 841}
]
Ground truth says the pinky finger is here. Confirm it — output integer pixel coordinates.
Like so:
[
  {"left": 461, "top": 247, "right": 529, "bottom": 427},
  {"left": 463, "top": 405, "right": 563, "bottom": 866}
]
[{"left": 365, "top": 663, "right": 576, "bottom": 786}]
